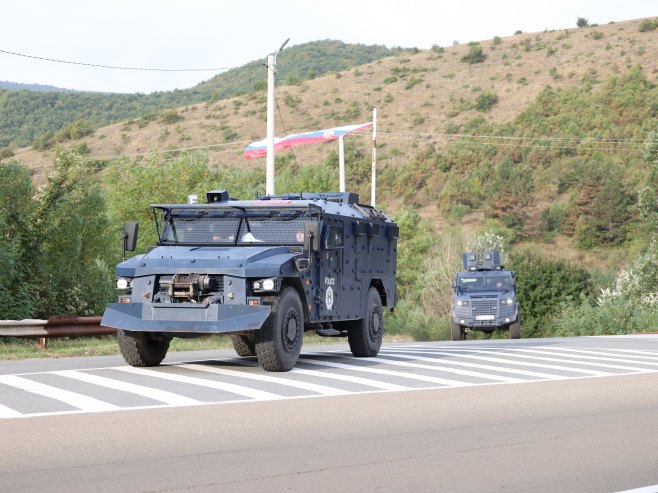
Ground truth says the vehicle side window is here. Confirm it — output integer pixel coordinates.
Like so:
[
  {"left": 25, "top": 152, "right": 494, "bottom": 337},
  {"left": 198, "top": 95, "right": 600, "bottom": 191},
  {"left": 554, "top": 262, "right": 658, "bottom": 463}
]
[{"left": 325, "top": 225, "right": 344, "bottom": 249}]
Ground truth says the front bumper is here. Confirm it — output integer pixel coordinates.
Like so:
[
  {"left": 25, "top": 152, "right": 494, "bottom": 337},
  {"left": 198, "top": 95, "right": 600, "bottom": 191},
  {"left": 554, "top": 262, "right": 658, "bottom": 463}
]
[{"left": 102, "top": 302, "right": 271, "bottom": 334}]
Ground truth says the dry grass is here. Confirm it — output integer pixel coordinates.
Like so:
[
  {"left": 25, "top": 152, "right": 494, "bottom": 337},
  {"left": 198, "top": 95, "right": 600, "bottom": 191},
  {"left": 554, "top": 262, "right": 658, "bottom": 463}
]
[{"left": 10, "top": 18, "right": 657, "bottom": 190}]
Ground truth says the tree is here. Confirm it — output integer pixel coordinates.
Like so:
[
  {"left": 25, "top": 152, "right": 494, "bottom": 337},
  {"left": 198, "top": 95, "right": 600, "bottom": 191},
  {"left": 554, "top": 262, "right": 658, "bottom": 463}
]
[{"left": 577, "top": 17, "right": 589, "bottom": 28}]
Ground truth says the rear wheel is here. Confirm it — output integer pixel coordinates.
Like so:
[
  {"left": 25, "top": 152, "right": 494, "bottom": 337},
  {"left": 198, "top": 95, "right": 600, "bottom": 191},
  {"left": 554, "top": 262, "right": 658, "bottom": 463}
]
[
  {"left": 348, "top": 287, "right": 384, "bottom": 357},
  {"left": 230, "top": 334, "right": 256, "bottom": 357},
  {"left": 451, "top": 321, "right": 465, "bottom": 341},
  {"left": 117, "top": 330, "right": 170, "bottom": 367},
  {"left": 509, "top": 318, "right": 521, "bottom": 339},
  {"left": 255, "top": 287, "right": 304, "bottom": 371}
]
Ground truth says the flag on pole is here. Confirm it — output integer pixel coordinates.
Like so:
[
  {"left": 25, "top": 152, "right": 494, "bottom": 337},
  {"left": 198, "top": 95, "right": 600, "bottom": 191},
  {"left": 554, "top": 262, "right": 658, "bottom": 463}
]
[{"left": 244, "top": 121, "right": 373, "bottom": 160}]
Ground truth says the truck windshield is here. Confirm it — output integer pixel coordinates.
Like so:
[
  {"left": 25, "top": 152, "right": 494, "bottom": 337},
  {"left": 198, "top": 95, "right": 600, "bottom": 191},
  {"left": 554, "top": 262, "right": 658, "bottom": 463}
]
[
  {"left": 156, "top": 207, "right": 313, "bottom": 246},
  {"left": 457, "top": 275, "right": 511, "bottom": 291}
]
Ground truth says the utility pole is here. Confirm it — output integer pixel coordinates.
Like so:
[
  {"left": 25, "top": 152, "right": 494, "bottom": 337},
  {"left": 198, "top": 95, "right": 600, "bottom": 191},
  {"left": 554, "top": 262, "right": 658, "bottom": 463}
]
[
  {"left": 371, "top": 107, "right": 377, "bottom": 207},
  {"left": 266, "top": 38, "right": 289, "bottom": 196}
]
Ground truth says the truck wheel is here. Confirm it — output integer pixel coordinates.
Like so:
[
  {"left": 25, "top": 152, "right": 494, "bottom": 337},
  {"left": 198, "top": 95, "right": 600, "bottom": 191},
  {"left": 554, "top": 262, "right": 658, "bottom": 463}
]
[
  {"left": 117, "top": 330, "right": 170, "bottom": 367},
  {"left": 451, "top": 321, "right": 465, "bottom": 341},
  {"left": 509, "top": 319, "right": 521, "bottom": 339},
  {"left": 230, "top": 334, "right": 256, "bottom": 357},
  {"left": 348, "top": 287, "right": 383, "bottom": 357},
  {"left": 255, "top": 287, "right": 304, "bottom": 371}
]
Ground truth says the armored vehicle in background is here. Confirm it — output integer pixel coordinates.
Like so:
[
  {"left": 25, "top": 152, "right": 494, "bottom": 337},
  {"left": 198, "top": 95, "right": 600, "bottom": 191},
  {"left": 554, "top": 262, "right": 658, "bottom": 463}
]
[
  {"left": 102, "top": 190, "right": 398, "bottom": 371},
  {"left": 450, "top": 251, "right": 520, "bottom": 340}
]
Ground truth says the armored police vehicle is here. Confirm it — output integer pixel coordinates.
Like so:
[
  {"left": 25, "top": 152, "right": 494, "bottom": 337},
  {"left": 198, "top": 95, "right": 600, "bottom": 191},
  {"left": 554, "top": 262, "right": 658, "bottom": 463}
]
[
  {"left": 102, "top": 190, "right": 398, "bottom": 371},
  {"left": 450, "top": 251, "right": 520, "bottom": 340}
]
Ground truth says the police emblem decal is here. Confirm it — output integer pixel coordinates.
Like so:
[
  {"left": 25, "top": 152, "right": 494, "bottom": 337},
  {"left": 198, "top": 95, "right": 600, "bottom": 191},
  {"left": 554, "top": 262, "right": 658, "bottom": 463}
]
[{"left": 325, "top": 286, "right": 334, "bottom": 310}]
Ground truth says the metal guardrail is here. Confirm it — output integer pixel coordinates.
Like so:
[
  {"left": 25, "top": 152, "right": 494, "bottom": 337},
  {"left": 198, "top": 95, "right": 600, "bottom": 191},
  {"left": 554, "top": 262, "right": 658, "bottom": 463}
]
[{"left": 0, "top": 316, "right": 116, "bottom": 349}]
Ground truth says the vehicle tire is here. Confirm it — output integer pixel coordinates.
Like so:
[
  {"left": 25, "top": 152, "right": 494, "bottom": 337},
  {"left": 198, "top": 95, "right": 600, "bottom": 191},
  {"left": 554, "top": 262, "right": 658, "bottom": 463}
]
[
  {"left": 230, "top": 334, "right": 256, "bottom": 357},
  {"left": 451, "top": 321, "right": 465, "bottom": 341},
  {"left": 255, "top": 287, "right": 304, "bottom": 372},
  {"left": 117, "top": 330, "right": 170, "bottom": 367},
  {"left": 509, "top": 318, "right": 521, "bottom": 339},
  {"left": 348, "top": 287, "right": 384, "bottom": 357}
]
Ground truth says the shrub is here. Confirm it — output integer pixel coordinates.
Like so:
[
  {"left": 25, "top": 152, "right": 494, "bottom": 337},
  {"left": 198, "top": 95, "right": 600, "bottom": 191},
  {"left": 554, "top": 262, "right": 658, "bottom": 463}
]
[
  {"left": 160, "top": 110, "right": 184, "bottom": 124},
  {"left": 475, "top": 91, "right": 499, "bottom": 111},
  {"left": 638, "top": 19, "right": 658, "bottom": 32},
  {"left": 431, "top": 44, "right": 444, "bottom": 54},
  {"left": 461, "top": 44, "right": 487, "bottom": 64},
  {"left": 577, "top": 17, "right": 589, "bottom": 28},
  {"left": 509, "top": 251, "right": 594, "bottom": 337}
]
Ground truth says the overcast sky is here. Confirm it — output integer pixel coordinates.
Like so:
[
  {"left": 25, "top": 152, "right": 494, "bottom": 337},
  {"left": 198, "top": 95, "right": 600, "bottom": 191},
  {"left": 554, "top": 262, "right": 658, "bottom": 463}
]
[{"left": 1, "top": 0, "right": 655, "bottom": 94}]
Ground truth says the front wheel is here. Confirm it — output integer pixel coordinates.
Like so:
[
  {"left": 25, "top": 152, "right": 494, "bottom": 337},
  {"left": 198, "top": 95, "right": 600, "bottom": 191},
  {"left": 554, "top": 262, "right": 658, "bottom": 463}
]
[
  {"left": 450, "top": 321, "right": 465, "bottom": 341},
  {"left": 231, "top": 334, "right": 256, "bottom": 357},
  {"left": 255, "top": 287, "right": 304, "bottom": 371},
  {"left": 348, "top": 287, "right": 384, "bottom": 357},
  {"left": 117, "top": 330, "right": 170, "bottom": 367}
]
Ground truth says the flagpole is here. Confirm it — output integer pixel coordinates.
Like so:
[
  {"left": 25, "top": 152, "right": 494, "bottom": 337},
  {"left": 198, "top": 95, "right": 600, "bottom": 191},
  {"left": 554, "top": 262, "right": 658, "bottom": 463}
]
[
  {"left": 371, "top": 107, "right": 377, "bottom": 207},
  {"left": 339, "top": 135, "right": 345, "bottom": 192}
]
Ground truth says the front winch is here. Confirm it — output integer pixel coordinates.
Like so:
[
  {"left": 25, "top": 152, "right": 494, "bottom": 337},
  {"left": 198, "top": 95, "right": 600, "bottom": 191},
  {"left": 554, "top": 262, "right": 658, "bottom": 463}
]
[{"left": 167, "top": 274, "right": 216, "bottom": 302}]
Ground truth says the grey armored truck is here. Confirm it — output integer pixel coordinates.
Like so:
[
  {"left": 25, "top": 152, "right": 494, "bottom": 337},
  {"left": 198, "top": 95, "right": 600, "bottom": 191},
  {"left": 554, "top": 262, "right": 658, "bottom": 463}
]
[
  {"left": 101, "top": 190, "right": 398, "bottom": 371},
  {"left": 450, "top": 251, "right": 520, "bottom": 340}
]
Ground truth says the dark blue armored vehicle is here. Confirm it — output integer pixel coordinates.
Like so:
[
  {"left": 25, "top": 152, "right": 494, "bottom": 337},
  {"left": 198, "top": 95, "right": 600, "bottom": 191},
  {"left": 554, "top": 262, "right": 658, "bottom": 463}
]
[
  {"left": 102, "top": 190, "right": 398, "bottom": 371},
  {"left": 450, "top": 251, "right": 520, "bottom": 340}
]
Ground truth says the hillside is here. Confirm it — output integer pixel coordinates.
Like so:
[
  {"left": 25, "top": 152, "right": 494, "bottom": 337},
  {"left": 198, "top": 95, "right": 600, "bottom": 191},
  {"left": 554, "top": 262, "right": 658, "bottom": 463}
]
[
  {"left": 0, "top": 81, "right": 75, "bottom": 92},
  {"left": 8, "top": 19, "right": 656, "bottom": 167},
  {"left": 0, "top": 41, "right": 400, "bottom": 150}
]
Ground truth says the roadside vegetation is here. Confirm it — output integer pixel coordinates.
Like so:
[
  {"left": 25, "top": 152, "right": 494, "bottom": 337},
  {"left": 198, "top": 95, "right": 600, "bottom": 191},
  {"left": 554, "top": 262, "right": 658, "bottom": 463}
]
[{"left": 2, "top": 20, "right": 658, "bottom": 356}]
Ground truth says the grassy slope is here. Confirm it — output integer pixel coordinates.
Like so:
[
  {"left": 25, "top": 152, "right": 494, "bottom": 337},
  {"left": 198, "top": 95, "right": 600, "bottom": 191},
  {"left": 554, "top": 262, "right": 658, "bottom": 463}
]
[
  {"left": 4, "top": 18, "right": 658, "bottom": 272},
  {"left": 10, "top": 19, "right": 656, "bottom": 179}
]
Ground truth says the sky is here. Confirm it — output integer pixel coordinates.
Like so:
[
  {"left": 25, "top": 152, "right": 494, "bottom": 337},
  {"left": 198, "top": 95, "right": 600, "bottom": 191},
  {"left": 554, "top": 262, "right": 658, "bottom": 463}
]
[{"left": 1, "top": 0, "right": 656, "bottom": 94}]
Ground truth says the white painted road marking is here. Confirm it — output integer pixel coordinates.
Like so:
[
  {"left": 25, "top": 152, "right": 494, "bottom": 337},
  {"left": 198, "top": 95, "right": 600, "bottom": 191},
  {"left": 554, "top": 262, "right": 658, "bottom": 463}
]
[
  {"left": 0, "top": 374, "right": 119, "bottom": 412},
  {"left": 1, "top": 343, "right": 658, "bottom": 419},
  {"left": 53, "top": 370, "right": 202, "bottom": 406}
]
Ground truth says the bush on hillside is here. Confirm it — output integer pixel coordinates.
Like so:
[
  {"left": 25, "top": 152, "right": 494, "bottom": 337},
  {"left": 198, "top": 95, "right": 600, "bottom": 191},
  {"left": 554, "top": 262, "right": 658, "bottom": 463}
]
[
  {"left": 475, "top": 91, "right": 499, "bottom": 111},
  {"left": 461, "top": 44, "right": 487, "bottom": 64},
  {"left": 638, "top": 19, "right": 658, "bottom": 32}
]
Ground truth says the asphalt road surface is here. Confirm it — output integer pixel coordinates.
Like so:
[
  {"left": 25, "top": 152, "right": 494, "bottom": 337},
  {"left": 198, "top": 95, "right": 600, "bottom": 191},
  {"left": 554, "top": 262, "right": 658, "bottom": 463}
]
[{"left": 1, "top": 336, "right": 658, "bottom": 492}]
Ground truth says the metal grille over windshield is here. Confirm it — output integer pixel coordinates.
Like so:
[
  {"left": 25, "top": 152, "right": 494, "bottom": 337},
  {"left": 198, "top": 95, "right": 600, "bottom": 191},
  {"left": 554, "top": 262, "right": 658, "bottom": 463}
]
[{"left": 158, "top": 207, "right": 314, "bottom": 246}]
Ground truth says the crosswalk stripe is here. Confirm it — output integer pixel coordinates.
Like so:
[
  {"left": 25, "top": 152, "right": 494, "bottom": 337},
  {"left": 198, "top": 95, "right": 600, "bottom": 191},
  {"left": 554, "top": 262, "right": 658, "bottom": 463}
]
[
  {"left": 487, "top": 348, "right": 654, "bottom": 372},
  {"left": 385, "top": 349, "right": 612, "bottom": 376},
  {"left": 53, "top": 370, "right": 202, "bottom": 406},
  {"left": 376, "top": 351, "right": 580, "bottom": 381},
  {"left": 298, "top": 356, "right": 472, "bottom": 387},
  {"left": 535, "top": 347, "right": 658, "bottom": 364},
  {"left": 0, "top": 402, "right": 22, "bottom": 418},
  {"left": 235, "top": 359, "right": 409, "bottom": 391},
  {"left": 374, "top": 351, "right": 528, "bottom": 383},
  {"left": 0, "top": 374, "right": 119, "bottom": 412},
  {"left": 182, "top": 364, "right": 351, "bottom": 396},
  {"left": 114, "top": 366, "right": 281, "bottom": 400}
]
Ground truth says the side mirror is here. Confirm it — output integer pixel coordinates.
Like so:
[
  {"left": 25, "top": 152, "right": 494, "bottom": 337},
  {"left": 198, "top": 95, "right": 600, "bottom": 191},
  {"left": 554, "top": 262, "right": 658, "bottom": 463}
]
[
  {"left": 123, "top": 222, "right": 139, "bottom": 255},
  {"left": 304, "top": 222, "right": 320, "bottom": 252}
]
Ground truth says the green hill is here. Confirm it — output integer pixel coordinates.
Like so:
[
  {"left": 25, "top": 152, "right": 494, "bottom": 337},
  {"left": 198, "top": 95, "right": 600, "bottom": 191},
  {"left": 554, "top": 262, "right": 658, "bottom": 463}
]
[{"left": 0, "top": 40, "right": 401, "bottom": 149}]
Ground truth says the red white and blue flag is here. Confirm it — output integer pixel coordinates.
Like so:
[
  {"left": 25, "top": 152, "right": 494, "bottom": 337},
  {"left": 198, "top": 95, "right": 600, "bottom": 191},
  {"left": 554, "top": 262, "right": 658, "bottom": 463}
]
[{"left": 244, "top": 121, "right": 373, "bottom": 160}]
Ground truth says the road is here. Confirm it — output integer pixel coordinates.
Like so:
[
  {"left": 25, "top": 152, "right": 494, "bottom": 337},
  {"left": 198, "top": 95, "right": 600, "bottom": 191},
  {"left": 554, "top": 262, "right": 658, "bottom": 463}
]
[{"left": 1, "top": 336, "right": 658, "bottom": 492}]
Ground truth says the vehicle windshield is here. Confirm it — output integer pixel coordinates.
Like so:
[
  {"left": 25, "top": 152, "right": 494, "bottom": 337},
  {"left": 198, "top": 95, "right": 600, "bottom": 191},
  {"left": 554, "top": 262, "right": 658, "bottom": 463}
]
[
  {"left": 155, "top": 207, "right": 314, "bottom": 246},
  {"left": 457, "top": 275, "right": 511, "bottom": 291}
]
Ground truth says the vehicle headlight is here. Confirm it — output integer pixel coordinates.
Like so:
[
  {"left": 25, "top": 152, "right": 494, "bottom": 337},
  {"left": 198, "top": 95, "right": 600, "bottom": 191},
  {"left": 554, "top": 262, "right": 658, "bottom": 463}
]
[
  {"left": 116, "top": 277, "right": 132, "bottom": 290},
  {"left": 502, "top": 298, "right": 514, "bottom": 305},
  {"left": 253, "top": 277, "right": 279, "bottom": 292},
  {"left": 456, "top": 300, "right": 469, "bottom": 306}
]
